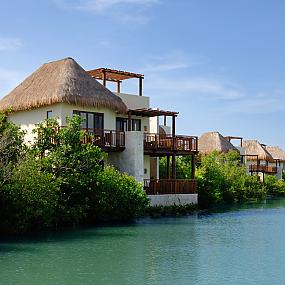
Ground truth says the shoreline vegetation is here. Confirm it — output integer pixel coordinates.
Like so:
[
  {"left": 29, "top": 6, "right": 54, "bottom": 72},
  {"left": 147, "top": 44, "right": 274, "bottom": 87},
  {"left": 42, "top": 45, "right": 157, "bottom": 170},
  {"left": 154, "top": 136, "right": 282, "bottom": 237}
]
[{"left": 1, "top": 112, "right": 285, "bottom": 235}]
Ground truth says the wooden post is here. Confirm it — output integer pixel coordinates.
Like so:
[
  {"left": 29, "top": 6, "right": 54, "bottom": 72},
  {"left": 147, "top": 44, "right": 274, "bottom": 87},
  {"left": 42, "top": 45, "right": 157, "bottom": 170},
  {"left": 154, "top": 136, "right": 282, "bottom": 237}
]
[
  {"left": 139, "top": 77, "right": 143, "bottom": 96},
  {"left": 117, "top": 81, "right": 121, "bottom": 93},
  {"left": 172, "top": 115, "right": 176, "bottom": 136},
  {"left": 103, "top": 70, "right": 106, "bottom": 87},
  {"left": 191, "top": 154, "right": 195, "bottom": 179},
  {"left": 172, "top": 155, "right": 176, "bottom": 179},
  {"left": 127, "top": 112, "right": 132, "bottom": 131},
  {"left": 167, "top": 155, "right": 170, "bottom": 179},
  {"left": 164, "top": 115, "right": 167, "bottom": 126}
]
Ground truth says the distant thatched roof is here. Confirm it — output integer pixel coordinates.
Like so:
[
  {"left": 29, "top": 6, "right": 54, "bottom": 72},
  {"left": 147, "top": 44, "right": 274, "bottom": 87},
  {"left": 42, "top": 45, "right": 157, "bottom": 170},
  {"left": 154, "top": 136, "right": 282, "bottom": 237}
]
[
  {"left": 198, "top": 131, "right": 239, "bottom": 154},
  {"left": 243, "top": 140, "right": 274, "bottom": 162},
  {"left": 266, "top": 146, "right": 285, "bottom": 162},
  {"left": 0, "top": 58, "right": 127, "bottom": 114}
]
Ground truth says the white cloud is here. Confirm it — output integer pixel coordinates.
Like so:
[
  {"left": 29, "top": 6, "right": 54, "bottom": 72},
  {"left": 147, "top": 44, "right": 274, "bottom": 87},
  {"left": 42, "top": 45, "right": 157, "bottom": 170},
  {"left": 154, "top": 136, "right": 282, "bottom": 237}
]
[
  {"left": 146, "top": 75, "right": 245, "bottom": 101},
  {"left": 53, "top": 0, "right": 159, "bottom": 23},
  {"left": 0, "top": 37, "right": 22, "bottom": 51},
  {"left": 74, "top": 0, "right": 159, "bottom": 12}
]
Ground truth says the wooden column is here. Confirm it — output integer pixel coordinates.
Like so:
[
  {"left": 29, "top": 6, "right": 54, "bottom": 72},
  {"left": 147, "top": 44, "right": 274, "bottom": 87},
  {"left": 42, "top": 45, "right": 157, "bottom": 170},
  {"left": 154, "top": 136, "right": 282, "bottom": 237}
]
[
  {"left": 127, "top": 112, "right": 132, "bottom": 131},
  {"left": 164, "top": 115, "right": 167, "bottom": 126},
  {"left": 172, "top": 155, "right": 176, "bottom": 179},
  {"left": 117, "top": 81, "right": 121, "bottom": 93},
  {"left": 139, "top": 77, "right": 143, "bottom": 96},
  {"left": 172, "top": 115, "right": 176, "bottom": 136},
  {"left": 103, "top": 70, "right": 106, "bottom": 87},
  {"left": 166, "top": 155, "right": 170, "bottom": 179},
  {"left": 191, "top": 154, "right": 195, "bottom": 179}
]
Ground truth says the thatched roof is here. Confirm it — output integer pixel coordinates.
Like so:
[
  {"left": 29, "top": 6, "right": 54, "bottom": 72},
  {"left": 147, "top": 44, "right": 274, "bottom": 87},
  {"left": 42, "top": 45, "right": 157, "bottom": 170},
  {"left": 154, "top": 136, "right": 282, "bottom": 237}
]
[
  {"left": 0, "top": 58, "right": 127, "bottom": 114},
  {"left": 198, "top": 131, "right": 239, "bottom": 154},
  {"left": 243, "top": 140, "right": 274, "bottom": 162},
  {"left": 266, "top": 146, "right": 285, "bottom": 162}
]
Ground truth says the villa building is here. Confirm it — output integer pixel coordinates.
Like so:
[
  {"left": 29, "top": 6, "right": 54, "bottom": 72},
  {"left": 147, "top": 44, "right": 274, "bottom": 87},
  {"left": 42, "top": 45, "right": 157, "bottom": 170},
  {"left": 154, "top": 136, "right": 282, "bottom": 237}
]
[{"left": 0, "top": 57, "right": 199, "bottom": 206}]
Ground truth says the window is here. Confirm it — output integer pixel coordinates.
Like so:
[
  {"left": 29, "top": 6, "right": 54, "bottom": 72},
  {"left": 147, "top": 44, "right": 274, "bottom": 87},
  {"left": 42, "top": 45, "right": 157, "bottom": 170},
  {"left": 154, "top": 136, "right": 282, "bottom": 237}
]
[
  {"left": 116, "top": 118, "right": 141, "bottom": 131},
  {"left": 47, "top": 110, "right": 52, "bottom": 119},
  {"left": 132, "top": 119, "right": 141, "bottom": 131},
  {"left": 116, "top": 118, "right": 127, "bottom": 131},
  {"left": 73, "top": 110, "right": 104, "bottom": 130}
]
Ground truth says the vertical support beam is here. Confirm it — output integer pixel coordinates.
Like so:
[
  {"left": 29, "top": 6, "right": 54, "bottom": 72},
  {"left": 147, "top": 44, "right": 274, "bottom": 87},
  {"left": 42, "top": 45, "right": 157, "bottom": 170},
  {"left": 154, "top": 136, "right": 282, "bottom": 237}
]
[
  {"left": 139, "top": 77, "right": 143, "bottom": 96},
  {"left": 191, "top": 154, "right": 195, "bottom": 179},
  {"left": 166, "top": 155, "right": 170, "bottom": 179},
  {"left": 172, "top": 155, "right": 176, "bottom": 179},
  {"left": 164, "top": 115, "right": 167, "bottom": 126},
  {"left": 117, "top": 81, "right": 121, "bottom": 93},
  {"left": 102, "top": 70, "right": 106, "bottom": 87},
  {"left": 172, "top": 115, "right": 176, "bottom": 137},
  {"left": 127, "top": 111, "right": 132, "bottom": 131}
]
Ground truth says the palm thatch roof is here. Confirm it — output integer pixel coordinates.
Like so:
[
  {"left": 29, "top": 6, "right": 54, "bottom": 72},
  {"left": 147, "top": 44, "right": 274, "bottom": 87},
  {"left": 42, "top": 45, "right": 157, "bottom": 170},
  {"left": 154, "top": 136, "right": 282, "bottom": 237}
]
[
  {"left": 266, "top": 146, "right": 285, "bottom": 162},
  {"left": 0, "top": 57, "right": 127, "bottom": 114},
  {"left": 243, "top": 140, "right": 274, "bottom": 162},
  {"left": 198, "top": 131, "right": 239, "bottom": 154}
]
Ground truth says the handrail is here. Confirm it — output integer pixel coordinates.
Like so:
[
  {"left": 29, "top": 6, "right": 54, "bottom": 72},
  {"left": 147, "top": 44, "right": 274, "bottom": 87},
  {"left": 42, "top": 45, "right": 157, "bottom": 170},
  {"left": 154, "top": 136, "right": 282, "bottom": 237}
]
[
  {"left": 249, "top": 164, "right": 277, "bottom": 173},
  {"left": 144, "top": 179, "right": 196, "bottom": 195},
  {"left": 144, "top": 133, "right": 198, "bottom": 152}
]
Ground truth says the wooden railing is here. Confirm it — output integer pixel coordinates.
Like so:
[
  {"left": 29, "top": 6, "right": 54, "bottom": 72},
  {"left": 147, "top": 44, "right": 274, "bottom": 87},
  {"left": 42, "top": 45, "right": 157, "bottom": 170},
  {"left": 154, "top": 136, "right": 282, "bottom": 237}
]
[
  {"left": 50, "top": 127, "right": 125, "bottom": 150},
  {"left": 249, "top": 164, "right": 277, "bottom": 174},
  {"left": 81, "top": 129, "right": 125, "bottom": 149},
  {"left": 144, "top": 134, "right": 198, "bottom": 153},
  {"left": 144, "top": 179, "right": 196, "bottom": 195}
]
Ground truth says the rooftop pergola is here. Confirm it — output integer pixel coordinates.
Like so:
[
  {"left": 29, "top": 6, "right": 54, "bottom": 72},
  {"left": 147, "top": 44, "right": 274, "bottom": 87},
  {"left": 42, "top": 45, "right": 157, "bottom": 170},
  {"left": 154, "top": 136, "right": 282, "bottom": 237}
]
[
  {"left": 128, "top": 108, "right": 178, "bottom": 135},
  {"left": 224, "top": 136, "right": 243, "bottom": 147},
  {"left": 87, "top": 68, "right": 144, "bottom": 96}
]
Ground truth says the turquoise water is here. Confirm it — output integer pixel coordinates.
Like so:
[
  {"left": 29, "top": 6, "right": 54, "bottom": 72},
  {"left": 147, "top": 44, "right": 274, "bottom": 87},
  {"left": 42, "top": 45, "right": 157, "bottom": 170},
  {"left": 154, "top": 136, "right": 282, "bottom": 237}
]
[{"left": 1, "top": 199, "right": 285, "bottom": 284}]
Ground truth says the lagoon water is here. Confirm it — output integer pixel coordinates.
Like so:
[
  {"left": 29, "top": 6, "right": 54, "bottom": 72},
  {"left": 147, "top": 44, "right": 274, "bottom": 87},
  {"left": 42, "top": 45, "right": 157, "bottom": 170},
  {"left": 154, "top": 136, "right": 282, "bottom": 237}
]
[{"left": 2, "top": 199, "right": 285, "bottom": 284}]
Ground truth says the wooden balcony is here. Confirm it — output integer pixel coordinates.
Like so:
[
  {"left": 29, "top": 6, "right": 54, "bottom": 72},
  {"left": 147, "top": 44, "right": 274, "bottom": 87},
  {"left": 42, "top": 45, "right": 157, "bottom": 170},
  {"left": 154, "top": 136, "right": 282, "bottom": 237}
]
[
  {"left": 144, "top": 179, "right": 196, "bottom": 195},
  {"left": 249, "top": 164, "right": 277, "bottom": 174},
  {"left": 81, "top": 129, "right": 125, "bottom": 151},
  {"left": 144, "top": 133, "right": 198, "bottom": 156}
]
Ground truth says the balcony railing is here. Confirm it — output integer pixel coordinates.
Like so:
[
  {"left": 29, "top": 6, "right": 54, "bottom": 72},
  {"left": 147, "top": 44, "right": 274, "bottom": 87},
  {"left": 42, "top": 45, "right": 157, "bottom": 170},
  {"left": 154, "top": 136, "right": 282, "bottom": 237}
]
[
  {"left": 144, "top": 134, "right": 198, "bottom": 154},
  {"left": 144, "top": 179, "right": 196, "bottom": 195},
  {"left": 81, "top": 129, "right": 125, "bottom": 150},
  {"left": 249, "top": 164, "right": 277, "bottom": 174}
]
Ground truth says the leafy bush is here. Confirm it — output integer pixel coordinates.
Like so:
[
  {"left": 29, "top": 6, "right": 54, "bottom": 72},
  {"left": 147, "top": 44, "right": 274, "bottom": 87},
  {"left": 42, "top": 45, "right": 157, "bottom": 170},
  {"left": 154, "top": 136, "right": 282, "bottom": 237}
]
[
  {"left": 196, "top": 151, "right": 266, "bottom": 207},
  {"left": 0, "top": 155, "right": 60, "bottom": 233},
  {"left": 87, "top": 166, "right": 149, "bottom": 222},
  {"left": 264, "top": 175, "right": 285, "bottom": 196},
  {"left": 0, "top": 114, "right": 149, "bottom": 234}
]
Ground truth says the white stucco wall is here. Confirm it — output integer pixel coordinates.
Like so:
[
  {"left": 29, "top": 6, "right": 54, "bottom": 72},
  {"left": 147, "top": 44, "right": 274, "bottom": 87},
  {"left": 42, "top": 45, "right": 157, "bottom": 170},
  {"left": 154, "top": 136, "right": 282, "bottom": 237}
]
[
  {"left": 115, "top": 92, "right": 149, "bottom": 110},
  {"left": 8, "top": 104, "right": 62, "bottom": 144},
  {"left": 144, "top": 155, "right": 150, "bottom": 180},
  {"left": 8, "top": 103, "right": 119, "bottom": 144},
  {"left": 148, "top": 194, "right": 198, "bottom": 206},
  {"left": 108, "top": 131, "right": 144, "bottom": 182}
]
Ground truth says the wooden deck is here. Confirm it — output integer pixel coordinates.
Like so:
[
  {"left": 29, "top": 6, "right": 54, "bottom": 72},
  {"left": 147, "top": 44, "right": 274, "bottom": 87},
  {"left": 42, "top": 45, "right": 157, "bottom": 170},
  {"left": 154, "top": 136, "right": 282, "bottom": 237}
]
[
  {"left": 249, "top": 164, "right": 277, "bottom": 174},
  {"left": 81, "top": 129, "right": 125, "bottom": 151},
  {"left": 144, "top": 134, "right": 198, "bottom": 156},
  {"left": 144, "top": 179, "right": 196, "bottom": 195}
]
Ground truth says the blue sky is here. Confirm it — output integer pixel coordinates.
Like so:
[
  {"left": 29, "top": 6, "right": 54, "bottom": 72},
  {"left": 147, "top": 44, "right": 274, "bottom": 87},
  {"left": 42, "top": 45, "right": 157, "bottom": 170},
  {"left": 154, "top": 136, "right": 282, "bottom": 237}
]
[{"left": 1, "top": 0, "right": 285, "bottom": 148}]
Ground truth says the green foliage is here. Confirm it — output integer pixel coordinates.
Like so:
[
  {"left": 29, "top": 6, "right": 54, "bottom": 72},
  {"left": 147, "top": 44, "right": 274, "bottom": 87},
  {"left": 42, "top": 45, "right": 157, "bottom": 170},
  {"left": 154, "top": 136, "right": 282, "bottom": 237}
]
[
  {"left": 160, "top": 156, "right": 193, "bottom": 179},
  {"left": 1, "top": 155, "right": 60, "bottom": 233},
  {"left": 0, "top": 114, "right": 148, "bottom": 234},
  {"left": 264, "top": 175, "right": 285, "bottom": 196},
  {"left": 0, "top": 112, "right": 25, "bottom": 185},
  {"left": 196, "top": 151, "right": 266, "bottom": 207},
  {"left": 88, "top": 166, "right": 149, "bottom": 222}
]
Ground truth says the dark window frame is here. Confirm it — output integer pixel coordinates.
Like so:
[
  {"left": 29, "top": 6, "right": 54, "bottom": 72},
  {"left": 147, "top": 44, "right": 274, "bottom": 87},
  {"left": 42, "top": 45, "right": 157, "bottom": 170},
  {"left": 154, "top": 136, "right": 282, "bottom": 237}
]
[
  {"left": 73, "top": 110, "right": 104, "bottom": 130},
  {"left": 116, "top": 117, "right": 141, "bottom": 131},
  {"left": 47, "top": 110, "right": 52, "bottom": 119}
]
